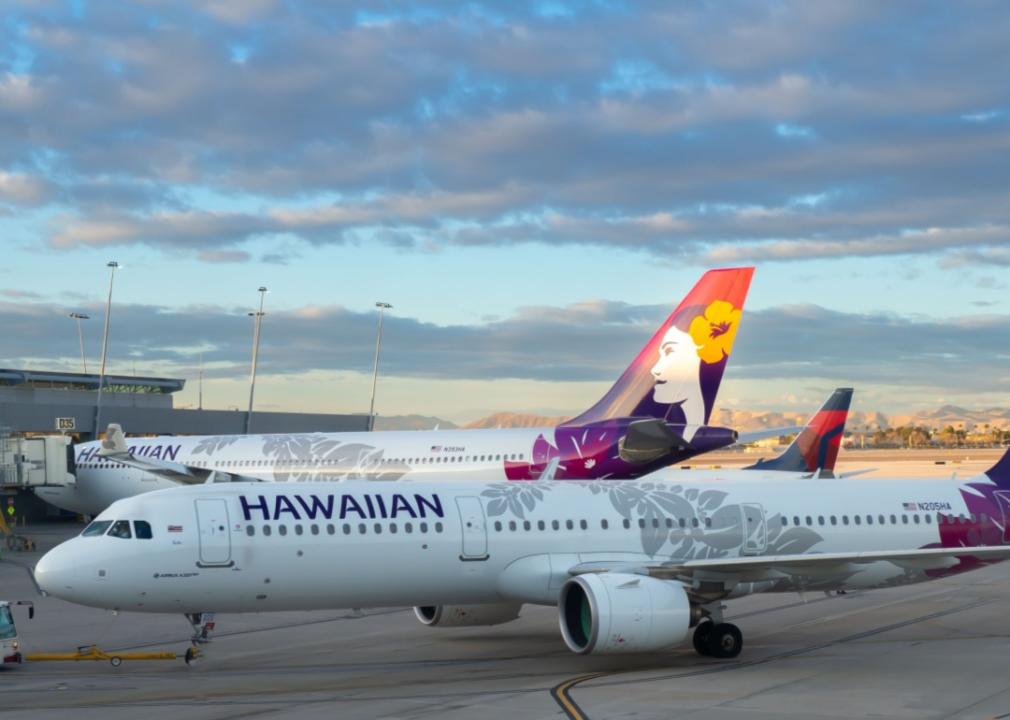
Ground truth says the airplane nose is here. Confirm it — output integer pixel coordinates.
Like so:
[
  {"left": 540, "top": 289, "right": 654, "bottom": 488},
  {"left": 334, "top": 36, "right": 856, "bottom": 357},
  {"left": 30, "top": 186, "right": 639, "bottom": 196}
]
[{"left": 35, "top": 541, "right": 80, "bottom": 597}]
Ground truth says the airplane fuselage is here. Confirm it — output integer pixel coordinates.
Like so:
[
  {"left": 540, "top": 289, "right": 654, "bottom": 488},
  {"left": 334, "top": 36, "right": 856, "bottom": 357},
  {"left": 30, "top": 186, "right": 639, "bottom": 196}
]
[{"left": 36, "top": 474, "right": 1009, "bottom": 614}]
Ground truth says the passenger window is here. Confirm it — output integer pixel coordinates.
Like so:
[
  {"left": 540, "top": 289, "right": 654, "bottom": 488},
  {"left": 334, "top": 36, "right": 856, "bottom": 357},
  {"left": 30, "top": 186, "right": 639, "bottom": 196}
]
[
  {"left": 509, "top": 521, "right": 517, "bottom": 531},
  {"left": 405, "top": 523, "right": 413, "bottom": 533},
  {"left": 818, "top": 516, "right": 825, "bottom": 526},
  {"left": 665, "top": 518, "right": 673, "bottom": 528},
  {"left": 108, "top": 520, "right": 132, "bottom": 539},
  {"left": 878, "top": 515, "right": 885, "bottom": 525},
  {"left": 866, "top": 515, "right": 873, "bottom": 525},
  {"left": 830, "top": 516, "right": 837, "bottom": 525},
  {"left": 854, "top": 516, "right": 861, "bottom": 525},
  {"left": 623, "top": 519, "right": 631, "bottom": 529},
  {"left": 263, "top": 525, "right": 272, "bottom": 536},
  {"left": 134, "top": 520, "right": 153, "bottom": 539},
  {"left": 692, "top": 518, "right": 699, "bottom": 528},
  {"left": 638, "top": 519, "right": 646, "bottom": 529},
  {"left": 278, "top": 525, "right": 287, "bottom": 536},
  {"left": 420, "top": 522, "right": 429, "bottom": 533},
  {"left": 924, "top": 514, "right": 932, "bottom": 524},
  {"left": 781, "top": 516, "right": 789, "bottom": 526},
  {"left": 889, "top": 514, "right": 897, "bottom": 524},
  {"left": 793, "top": 516, "right": 800, "bottom": 526},
  {"left": 374, "top": 523, "right": 382, "bottom": 534},
  {"left": 523, "top": 520, "right": 531, "bottom": 531},
  {"left": 842, "top": 516, "right": 849, "bottom": 525},
  {"left": 295, "top": 525, "right": 304, "bottom": 536},
  {"left": 246, "top": 525, "right": 255, "bottom": 537},
  {"left": 435, "top": 522, "right": 443, "bottom": 533},
  {"left": 538, "top": 520, "right": 546, "bottom": 531},
  {"left": 310, "top": 524, "right": 319, "bottom": 535},
  {"left": 82, "top": 520, "right": 113, "bottom": 537},
  {"left": 494, "top": 521, "right": 502, "bottom": 532},
  {"left": 913, "top": 514, "right": 920, "bottom": 524},
  {"left": 601, "top": 519, "right": 609, "bottom": 530},
  {"left": 704, "top": 517, "right": 712, "bottom": 528},
  {"left": 390, "top": 523, "right": 397, "bottom": 534},
  {"left": 805, "top": 516, "right": 813, "bottom": 526},
  {"left": 679, "top": 518, "right": 686, "bottom": 528},
  {"left": 901, "top": 515, "right": 909, "bottom": 524},
  {"left": 552, "top": 520, "right": 560, "bottom": 530},
  {"left": 566, "top": 520, "right": 574, "bottom": 530},
  {"left": 358, "top": 523, "right": 367, "bottom": 534}
]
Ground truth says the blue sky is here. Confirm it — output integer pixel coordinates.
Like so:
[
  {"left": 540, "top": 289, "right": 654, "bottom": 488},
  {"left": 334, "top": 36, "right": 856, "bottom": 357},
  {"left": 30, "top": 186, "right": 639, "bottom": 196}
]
[{"left": 2, "top": 1, "right": 1009, "bottom": 421}]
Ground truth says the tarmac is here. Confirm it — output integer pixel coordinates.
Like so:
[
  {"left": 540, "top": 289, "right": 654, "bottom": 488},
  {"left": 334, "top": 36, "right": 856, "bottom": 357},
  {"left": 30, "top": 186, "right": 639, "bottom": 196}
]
[{"left": 2, "top": 453, "right": 1010, "bottom": 719}]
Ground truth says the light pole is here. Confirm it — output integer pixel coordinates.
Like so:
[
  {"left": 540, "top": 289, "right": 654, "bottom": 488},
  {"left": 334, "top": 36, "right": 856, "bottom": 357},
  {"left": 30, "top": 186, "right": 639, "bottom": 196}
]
[
  {"left": 368, "top": 302, "right": 392, "bottom": 431},
  {"left": 93, "top": 261, "right": 119, "bottom": 439},
  {"left": 68, "top": 312, "right": 90, "bottom": 374},
  {"left": 245, "top": 286, "right": 268, "bottom": 435}
]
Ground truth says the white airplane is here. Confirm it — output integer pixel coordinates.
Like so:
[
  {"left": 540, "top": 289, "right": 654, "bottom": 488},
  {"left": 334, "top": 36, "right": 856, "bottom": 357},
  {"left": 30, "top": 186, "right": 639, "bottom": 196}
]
[
  {"left": 35, "top": 449, "right": 1010, "bottom": 659},
  {"left": 40, "top": 268, "right": 795, "bottom": 516}
]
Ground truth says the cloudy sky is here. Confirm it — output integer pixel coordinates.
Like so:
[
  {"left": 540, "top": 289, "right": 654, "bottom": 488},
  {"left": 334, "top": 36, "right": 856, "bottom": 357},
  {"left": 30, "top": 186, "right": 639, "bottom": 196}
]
[{"left": 2, "top": 1, "right": 1009, "bottom": 421}]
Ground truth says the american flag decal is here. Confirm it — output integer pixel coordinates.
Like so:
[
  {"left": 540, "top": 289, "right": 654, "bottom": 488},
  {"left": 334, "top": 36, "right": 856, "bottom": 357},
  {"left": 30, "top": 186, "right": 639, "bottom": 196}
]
[
  {"left": 902, "top": 502, "right": 917, "bottom": 511},
  {"left": 430, "top": 445, "right": 442, "bottom": 452},
  {"left": 168, "top": 524, "right": 183, "bottom": 533}
]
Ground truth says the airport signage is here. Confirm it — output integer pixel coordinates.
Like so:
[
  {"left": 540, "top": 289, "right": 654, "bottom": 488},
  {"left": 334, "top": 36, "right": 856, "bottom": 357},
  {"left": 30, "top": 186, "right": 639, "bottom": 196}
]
[{"left": 55, "top": 417, "right": 76, "bottom": 431}]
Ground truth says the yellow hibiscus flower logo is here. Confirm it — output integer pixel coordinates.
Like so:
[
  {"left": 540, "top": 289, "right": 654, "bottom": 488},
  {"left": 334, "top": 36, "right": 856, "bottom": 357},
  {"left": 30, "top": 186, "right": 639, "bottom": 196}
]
[{"left": 689, "top": 300, "right": 741, "bottom": 364}]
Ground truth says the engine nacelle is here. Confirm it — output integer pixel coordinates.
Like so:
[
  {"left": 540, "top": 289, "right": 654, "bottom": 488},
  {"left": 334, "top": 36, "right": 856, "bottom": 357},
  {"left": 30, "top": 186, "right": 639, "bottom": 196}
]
[
  {"left": 413, "top": 603, "right": 522, "bottom": 628},
  {"left": 559, "top": 573, "right": 690, "bottom": 654}
]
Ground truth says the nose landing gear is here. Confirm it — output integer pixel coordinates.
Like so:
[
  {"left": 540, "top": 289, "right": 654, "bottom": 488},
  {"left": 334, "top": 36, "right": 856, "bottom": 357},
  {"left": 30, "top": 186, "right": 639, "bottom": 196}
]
[{"left": 185, "top": 612, "right": 216, "bottom": 644}]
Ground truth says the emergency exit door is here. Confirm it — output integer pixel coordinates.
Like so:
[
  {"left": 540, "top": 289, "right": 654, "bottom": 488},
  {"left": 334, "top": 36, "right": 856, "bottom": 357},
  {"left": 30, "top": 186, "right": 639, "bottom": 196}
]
[
  {"left": 740, "top": 503, "right": 767, "bottom": 555},
  {"left": 195, "top": 498, "right": 233, "bottom": 567}
]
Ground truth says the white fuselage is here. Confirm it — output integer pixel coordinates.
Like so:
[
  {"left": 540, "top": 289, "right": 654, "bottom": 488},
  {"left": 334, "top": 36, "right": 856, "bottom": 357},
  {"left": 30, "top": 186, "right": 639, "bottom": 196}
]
[
  {"left": 39, "top": 428, "right": 549, "bottom": 516},
  {"left": 35, "top": 474, "right": 1001, "bottom": 614}
]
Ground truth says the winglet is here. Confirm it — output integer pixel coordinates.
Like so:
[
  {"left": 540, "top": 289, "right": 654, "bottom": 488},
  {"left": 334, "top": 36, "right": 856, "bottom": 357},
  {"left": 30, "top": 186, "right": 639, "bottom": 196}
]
[{"left": 99, "top": 423, "right": 128, "bottom": 457}]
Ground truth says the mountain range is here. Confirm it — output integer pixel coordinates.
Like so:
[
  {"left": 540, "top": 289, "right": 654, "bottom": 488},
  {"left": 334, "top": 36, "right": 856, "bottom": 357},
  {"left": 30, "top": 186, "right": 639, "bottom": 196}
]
[{"left": 376, "top": 405, "right": 1010, "bottom": 433}]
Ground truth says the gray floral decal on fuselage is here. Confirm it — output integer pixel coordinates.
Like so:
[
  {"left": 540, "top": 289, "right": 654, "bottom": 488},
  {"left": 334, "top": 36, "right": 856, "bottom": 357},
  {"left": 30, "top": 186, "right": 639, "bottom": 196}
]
[
  {"left": 480, "top": 481, "right": 824, "bottom": 560},
  {"left": 191, "top": 433, "right": 408, "bottom": 482}
]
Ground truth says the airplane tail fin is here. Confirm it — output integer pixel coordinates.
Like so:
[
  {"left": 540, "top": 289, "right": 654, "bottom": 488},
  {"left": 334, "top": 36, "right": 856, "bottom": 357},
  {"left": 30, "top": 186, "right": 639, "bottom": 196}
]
[
  {"left": 984, "top": 448, "right": 1010, "bottom": 490},
  {"left": 745, "top": 388, "right": 853, "bottom": 475},
  {"left": 565, "top": 268, "right": 754, "bottom": 428}
]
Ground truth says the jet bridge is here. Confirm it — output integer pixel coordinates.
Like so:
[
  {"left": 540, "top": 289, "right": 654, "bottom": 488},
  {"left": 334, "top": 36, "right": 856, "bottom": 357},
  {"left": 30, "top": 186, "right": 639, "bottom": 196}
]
[{"left": 0, "top": 432, "right": 75, "bottom": 490}]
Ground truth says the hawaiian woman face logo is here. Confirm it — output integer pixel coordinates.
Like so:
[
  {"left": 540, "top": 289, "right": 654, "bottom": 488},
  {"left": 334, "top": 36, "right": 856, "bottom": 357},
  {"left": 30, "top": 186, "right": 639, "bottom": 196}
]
[
  {"left": 650, "top": 300, "right": 742, "bottom": 423},
  {"left": 650, "top": 326, "right": 702, "bottom": 405}
]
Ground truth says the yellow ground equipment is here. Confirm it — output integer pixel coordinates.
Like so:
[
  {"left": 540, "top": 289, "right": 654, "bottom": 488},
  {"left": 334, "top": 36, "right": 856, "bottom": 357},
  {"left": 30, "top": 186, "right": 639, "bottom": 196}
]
[
  {"left": 26, "top": 644, "right": 199, "bottom": 667},
  {"left": 0, "top": 512, "right": 35, "bottom": 552}
]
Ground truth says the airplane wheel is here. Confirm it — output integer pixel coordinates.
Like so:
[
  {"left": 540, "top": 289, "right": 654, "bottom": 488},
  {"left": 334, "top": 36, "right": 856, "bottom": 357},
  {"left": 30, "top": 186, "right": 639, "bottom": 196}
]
[
  {"left": 110, "top": 656, "right": 122, "bottom": 667},
  {"left": 705, "top": 623, "right": 743, "bottom": 659},
  {"left": 184, "top": 647, "right": 201, "bottom": 666},
  {"left": 692, "top": 621, "right": 713, "bottom": 656}
]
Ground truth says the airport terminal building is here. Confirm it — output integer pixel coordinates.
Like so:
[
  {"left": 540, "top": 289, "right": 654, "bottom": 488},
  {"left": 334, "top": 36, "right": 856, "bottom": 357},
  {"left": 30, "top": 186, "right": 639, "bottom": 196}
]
[{"left": 0, "top": 368, "right": 369, "bottom": 520}]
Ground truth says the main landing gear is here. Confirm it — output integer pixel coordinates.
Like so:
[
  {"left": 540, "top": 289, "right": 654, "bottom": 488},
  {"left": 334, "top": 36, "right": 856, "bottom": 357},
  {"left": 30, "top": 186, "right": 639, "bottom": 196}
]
[{"left": 692, "top": 620, "right": 743, "bottom": 659}]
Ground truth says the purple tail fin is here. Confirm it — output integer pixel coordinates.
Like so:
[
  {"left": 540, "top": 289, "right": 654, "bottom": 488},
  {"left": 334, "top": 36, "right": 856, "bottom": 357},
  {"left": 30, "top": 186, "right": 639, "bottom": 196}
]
[
  {"left": 984, "top": 448, "right": 1010, "bottom": 490},
  {"left": 566, "top": 268, "right": 753, "bottom": 428}
]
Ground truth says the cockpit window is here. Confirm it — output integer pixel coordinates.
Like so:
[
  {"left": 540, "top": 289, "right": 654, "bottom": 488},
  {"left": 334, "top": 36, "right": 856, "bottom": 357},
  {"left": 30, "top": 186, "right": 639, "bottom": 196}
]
[
  {"left": 134, "top": 521, "right": 153, "bottom": 539},
  {"left": 82, "top": 520, "right": 113, "bottom": 537},
  {"left": 107, "top": 520, "right": 132, "bottom": 539}
]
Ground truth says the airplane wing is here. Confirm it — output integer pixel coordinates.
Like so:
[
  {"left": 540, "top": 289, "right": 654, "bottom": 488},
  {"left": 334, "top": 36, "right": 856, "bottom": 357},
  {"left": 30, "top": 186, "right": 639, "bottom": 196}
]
[
  {"left": 569, "top": 545, "right": 1010, "bottom": 584},
  {"left": 735, "top": 426, "right": 804, "bottom": 445},
  {"left": 97, "top": 423, "right": 259, "bottom": 485}
]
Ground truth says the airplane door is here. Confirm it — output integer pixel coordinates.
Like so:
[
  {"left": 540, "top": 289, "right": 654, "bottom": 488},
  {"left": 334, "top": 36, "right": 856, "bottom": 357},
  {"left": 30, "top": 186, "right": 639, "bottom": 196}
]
[
  {"left": 740, "top": 503, "right": 767, "bottom": 555},
  {"left": 455, "top": 496, "right": 489, "bottom": 561},
  {"left": 195, "top": 498, "right": 233, "bottom": 567}
]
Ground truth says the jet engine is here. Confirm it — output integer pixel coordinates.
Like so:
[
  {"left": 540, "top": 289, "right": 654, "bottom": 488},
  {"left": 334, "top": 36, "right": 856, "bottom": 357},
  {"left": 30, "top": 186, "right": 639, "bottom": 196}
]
[
  {"left": 558, "top": 573, "right": 691, "bottom": 654},
  {"left": 413, "top": 603, "right": 522, "bottom": 627}
]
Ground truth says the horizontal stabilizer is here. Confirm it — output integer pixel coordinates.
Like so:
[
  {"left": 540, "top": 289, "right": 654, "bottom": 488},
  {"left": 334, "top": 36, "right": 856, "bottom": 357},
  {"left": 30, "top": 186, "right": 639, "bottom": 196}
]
[{"left": 736, "top": 425, "right": 803, "bottom": 445}]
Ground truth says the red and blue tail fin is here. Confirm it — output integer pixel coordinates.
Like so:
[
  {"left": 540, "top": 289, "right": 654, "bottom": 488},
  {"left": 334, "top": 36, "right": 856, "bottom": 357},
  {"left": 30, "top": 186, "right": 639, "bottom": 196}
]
[
  {"left": 745, "top": 388, "right": 853, "bottom": 475},
  {"left": 565, "top": 268, "right": 753, "bottom": 429}
]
